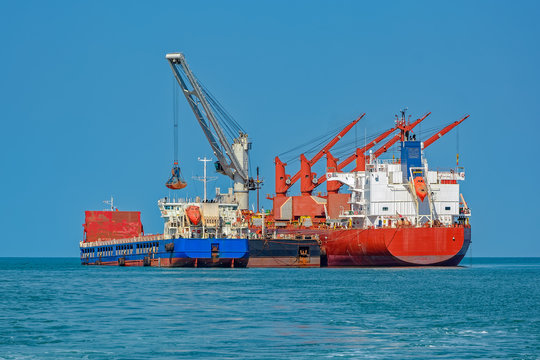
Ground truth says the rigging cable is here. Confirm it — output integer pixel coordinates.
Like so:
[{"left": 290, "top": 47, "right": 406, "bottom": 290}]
[{"left": 173, "top": 77, "right": 179, "bottom": 163}]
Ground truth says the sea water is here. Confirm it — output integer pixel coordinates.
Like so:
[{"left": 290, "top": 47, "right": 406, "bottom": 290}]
[{"left": 0, "top": 258, "right": 539, "bottom": 359}]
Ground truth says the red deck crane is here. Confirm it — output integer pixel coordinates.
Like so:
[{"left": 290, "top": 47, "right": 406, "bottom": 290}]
[
  {"left": 311, "top": 112, "right": 431, "bottom": 193},
  {"left": 371, "top": 112, "right": 431, "bottom": 158},
  {"left": 311, "top": 126, "right": 398, "bottom": 193},
  {"left": 423, "top": 115, "right": 469, "bottom": 149},
  {"left": 274, "top": 114, "right": 364, "bottom": 197}
]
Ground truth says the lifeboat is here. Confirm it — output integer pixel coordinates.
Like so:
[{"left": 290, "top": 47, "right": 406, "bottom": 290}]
[
  {"left": 166, "top": 166, "right": 187, "bottom": 190},
  {"left": 414, "top": 176, "right": 428, "bottom": 202},
  {"left": 186, "top": 206, "right": 202, "bottom": 225}
]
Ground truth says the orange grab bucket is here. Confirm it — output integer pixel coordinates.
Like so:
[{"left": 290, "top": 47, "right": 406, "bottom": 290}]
[{"left": 166, "top": 166, "right": 187, "bottom": 190}]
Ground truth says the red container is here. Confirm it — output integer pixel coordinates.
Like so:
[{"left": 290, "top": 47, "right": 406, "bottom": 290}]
[{"left": 83, "top": 211, "right": 143, "bottom": 242}]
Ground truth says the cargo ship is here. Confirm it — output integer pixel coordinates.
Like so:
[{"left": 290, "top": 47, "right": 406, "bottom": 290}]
[
  {"left": 320, "top": 138, "right": 471, "bottom": 266},
  {"left": 80, "top": 198, "right": 248, "bottom": 267},
  {"left": 80, "top": 52, "right": 471, "bottom": 267},
  {"left": 264, "top": 109, "right": 471, "bottom": 266}
]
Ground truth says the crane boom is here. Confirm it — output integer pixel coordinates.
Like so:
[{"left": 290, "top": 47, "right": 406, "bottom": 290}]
[
  {"left": 166, "top": 53, "right": 247, "bottom": 181},
  {"left": 166, "top": 57, "right": 232, "bottom": 178},
  {"left": 372, "top": 112, "right": 431, "bottom": 158},
  {"left": 308, "top": 114, "right": 365, "bottom": 166},
  {"left": 337, "top": 126, "right": 397, "bottom": 171},
  {"left": 309, "top": 112, "right": 430, "bottom": 193},
  {"left": 287, "top": 114, "right": 364, "bottom": 187},
  {"left": 423, "top": 115, "right": 469, "bottom": 149},
  {"left": 166, "top": 52, "right": 253, "bottom": 209},
  {"left": 311, "top": 126, "right": 398, "bottom": 190}
]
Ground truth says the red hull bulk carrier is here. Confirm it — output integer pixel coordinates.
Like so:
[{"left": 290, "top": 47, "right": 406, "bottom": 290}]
[{"left": 264, "top": 109, "right": 471, "bottom": 267}]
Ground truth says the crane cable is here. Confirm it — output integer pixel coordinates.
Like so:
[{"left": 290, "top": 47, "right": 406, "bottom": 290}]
[{"left": 173, "top": 77, "right": 179, "bottom": 164}]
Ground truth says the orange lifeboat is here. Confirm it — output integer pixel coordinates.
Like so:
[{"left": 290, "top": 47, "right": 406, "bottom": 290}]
[
  {"left": 166, "top": 165, "right": 187, "bottom": 190},
  {"left": 414, "top": 177, "right": 428, "bottom": 202},
  {"left": 186, "top": 206, "right": 201, "bottom": 225}
]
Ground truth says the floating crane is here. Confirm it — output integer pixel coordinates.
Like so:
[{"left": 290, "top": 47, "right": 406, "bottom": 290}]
[{"left": 165, "top": 53, "right": 258, "bottom": 210}]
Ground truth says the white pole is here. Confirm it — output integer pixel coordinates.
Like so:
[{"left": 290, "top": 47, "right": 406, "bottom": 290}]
[
  {"left": 203, "top": 157, "right": 207, "bottom": 201},
  {"left": 194, "top": 157, "right": 217, "bottom": 202}
]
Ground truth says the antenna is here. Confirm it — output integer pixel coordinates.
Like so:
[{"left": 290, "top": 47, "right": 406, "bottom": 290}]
[
  {"left": 104, "top": 196, "right": 114, "bottom": 211},
  {"left": 256, "top": 167, "right": 261, "bottom": 212},
  {"left": 192, "top": 157, "right": 217, "bottom": 201}
]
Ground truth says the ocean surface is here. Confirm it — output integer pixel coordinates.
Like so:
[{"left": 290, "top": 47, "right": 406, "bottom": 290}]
[{"left": 0, "top": 258, "right": 539, "bottom": 359}]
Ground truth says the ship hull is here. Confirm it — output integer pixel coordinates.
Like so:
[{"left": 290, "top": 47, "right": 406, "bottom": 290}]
[
  {"left": 81, "top": 237, "right": 249, "bottom": 268},
  {"left": 247, "top": 238, "right": 321, "bottom": 267},
  {"left": 322, "top": 226, "right": 471, "bottom": 267}
]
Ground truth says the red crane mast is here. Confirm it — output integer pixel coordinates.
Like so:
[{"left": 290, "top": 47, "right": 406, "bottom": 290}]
[
  {"left": 371, "top": 112, "right": 431, "bottom": 158},
  {"left": 274, "top": 114, "right": 364, "bottom": 197},
  {"left": 312, "top": 126, "right": 398, "bottom": 191},
  {"left": 312, "top": 112, "right": 430, "bottom": 193}
]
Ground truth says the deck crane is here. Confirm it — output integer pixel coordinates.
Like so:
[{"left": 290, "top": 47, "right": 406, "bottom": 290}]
[
  {"left": 423, "top": 115, "right": 469, "bottom": 149},
  {"left": 274, "top": 114, "right": 364, "bottom": 197},
  {"left": 371, "top": 111, "right": 431, "bottom": 158},
  {"left": 313, "top": 126, "right": 398, "bottom": 194},
  {"left": 165, "top": 52, "right": 257, "bottom": 210},
  {"left": 310, "top": 111, "right": 430, "bottom": 193}
]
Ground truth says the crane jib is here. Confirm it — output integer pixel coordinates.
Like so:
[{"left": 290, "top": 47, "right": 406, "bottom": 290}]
[
  {"left": 167, "top": 54, "right": 247, "bottom": 181},
  {"left": 165, "top": 52, "right": 255, "bottom": 210}
]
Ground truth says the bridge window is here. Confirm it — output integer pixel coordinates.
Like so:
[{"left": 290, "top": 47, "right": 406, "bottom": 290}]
[
  {"left": 445, "top": 206, "right": 451, "bottom": 211},
  {"left": 382, "top": 207, "right": 388, "bottom": 211}
]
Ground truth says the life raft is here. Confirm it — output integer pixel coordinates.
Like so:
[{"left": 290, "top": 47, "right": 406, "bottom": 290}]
[
  {"left": 186, "top": 205, "right": 202, "bottom": 225},
  {"left": 414, "top": 176, "right": 428, "bottom": 202}
]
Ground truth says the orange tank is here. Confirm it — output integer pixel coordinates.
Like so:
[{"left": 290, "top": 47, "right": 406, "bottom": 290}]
[
  {"left": 186, "top": 206, "right": 201, "bottom": 225},
  {"left": 414, "top": 177, "right": 428, "bottom": 202}
]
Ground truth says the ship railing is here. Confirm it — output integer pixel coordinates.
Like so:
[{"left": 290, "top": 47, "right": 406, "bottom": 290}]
[
  {"left": 376, "top": 159, "right": 401, "bottom": 165},
  {"left": 80, "top": 234, "right": 165, "bottom": 248},
  {"left": 435, "top": 169, "right": 465, "bottom": 181},
  {"left": 339, "top": 210, "right": 366, "bottom": 218}
]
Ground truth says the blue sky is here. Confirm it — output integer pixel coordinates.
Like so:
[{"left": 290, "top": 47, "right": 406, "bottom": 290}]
[{"left": 1, "top": 1, "right": 538, "bottom": 257}]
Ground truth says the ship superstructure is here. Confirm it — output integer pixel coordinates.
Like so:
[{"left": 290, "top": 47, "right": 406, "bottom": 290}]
[
  {"left": 327, "top": 144, "right": 470, "bottom": 229},
  {"left": 158, "top": 197, "right": 248, "bottom": 240}
]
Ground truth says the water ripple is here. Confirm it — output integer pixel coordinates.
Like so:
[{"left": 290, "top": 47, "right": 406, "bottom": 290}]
[{"left": 0, "top": 258, "right": 539, "bottom": 359}]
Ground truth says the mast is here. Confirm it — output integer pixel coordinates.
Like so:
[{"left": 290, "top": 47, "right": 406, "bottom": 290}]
[
  {"left": 193, "top": 157, "right": 217, "bottom": 202},
  {"left": 103, "top": 196, "right": 114, "bottom": 211}
]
